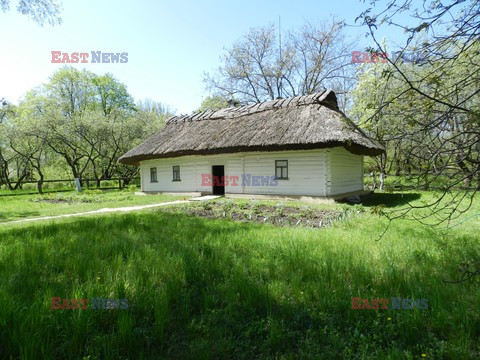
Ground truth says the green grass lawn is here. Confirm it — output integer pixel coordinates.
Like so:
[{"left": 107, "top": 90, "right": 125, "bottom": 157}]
[
  {"left": 0, "top": 189, "right": 187, "bottom": 223},
  {"left": 0, "top": 191, "right": 479, "bottom": 359}
]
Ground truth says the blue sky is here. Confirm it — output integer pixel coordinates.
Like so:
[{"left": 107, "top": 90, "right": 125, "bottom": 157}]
[{"left": 0, "top": 0, "right": 413, "bottom": 114}]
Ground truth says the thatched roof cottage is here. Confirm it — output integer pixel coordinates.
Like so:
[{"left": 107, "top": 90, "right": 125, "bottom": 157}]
[{"left": 119, "top": 90, "right": 384, "bottom": 198}]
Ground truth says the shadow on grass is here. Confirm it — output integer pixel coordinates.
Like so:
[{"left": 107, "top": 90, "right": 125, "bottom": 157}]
[
  {"left": 0, "top": 210, "right": 475, "bottom": 359},
  {"left": 0, "top": 189, "right": 74, "bottom": 197},
  {"left": 362, "top": 192, "right": 421, "bottom": 208},
  {"left": 0, "top": 210, "right": 41, "bottom": 221}
]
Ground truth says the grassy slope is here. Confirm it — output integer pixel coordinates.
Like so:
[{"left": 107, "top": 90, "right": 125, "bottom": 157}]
[
  {"left": 0, "top": 192, "right": 479, "bottom": 359},
  {"left": 0, "top": 190, "right": 187, "bottom": 223}
]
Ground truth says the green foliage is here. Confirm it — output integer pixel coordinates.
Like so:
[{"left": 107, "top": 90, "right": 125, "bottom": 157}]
[
  {"left": 220, "top": 198, "right": 234, "bottom": 215},
  {"left": 197, "top": 95, "right": 230, "bottom": 112},
  {"left": 200, "top": 201, "right": 213, "bottom": 211},
  {"left": 1, "top": 67, "right": 172, "bottom": 192},
  {"left": 299, "top": 205, "right": 314, "bottom": 218},
  {"left": 275, "top": 202, "right": 285, "bottom": 216},
  {"left": 351, "top": 38, "right": 480, "bottom": 194},
  {"left": 251, "top": 200, "right": 262, "bottom": 214},
  {"left": 370, "top": 204, "right": 386, "bottom": 216}
]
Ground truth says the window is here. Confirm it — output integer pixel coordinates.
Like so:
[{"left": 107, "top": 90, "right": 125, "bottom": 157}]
[
  {"left": 172, "top": 166, "right": 181, "bottom": 181},
  {"left": 275, "top": 160, "right": 288, "bottom": 179},
  {"left": 150, "top": 167, "right": 158, "bottom": 183}
]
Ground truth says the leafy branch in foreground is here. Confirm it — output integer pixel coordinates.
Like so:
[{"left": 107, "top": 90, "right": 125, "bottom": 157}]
[
  {"left": 0, "top": 0, "right": 63, "bottom": 26},
  {"left": 353, "top": 0, "right": 480, "bottom": 225}
]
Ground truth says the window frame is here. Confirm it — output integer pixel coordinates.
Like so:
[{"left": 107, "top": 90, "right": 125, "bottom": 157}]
[
  {"left": 150, "top": 167, "right": 158, "bottom": 183},
  {"left": 275, "top": 160, "right": 288, "bottom": 180},
  {"left": 172, "top": 165, "right": 181, "bottom": 181}
]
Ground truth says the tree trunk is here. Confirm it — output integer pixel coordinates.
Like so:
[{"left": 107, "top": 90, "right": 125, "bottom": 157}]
[
  {"left": 395, "top": 157, "right": 401, "bottom": 176},
  {"left": 379, "top": 153, "right": 387, "bottom": 191},
  {"left": 477, "top": 163, "right": 480, "bottom": 190},
  {"left": 456, "top": 157, "right": 473, "bottom": 189},
  {"left": 70, "top": 165, "right": 83, "bottom": 188},
  {"left": 37, "top": 177, "right": 44, "bottom": 194},
  {"left": 12, "top": 171, "right": 27, "bottom": 190}
]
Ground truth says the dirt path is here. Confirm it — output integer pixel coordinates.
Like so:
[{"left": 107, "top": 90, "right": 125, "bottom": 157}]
[{"left": 2, "top": 200, "right": 190, "bottom": 225}]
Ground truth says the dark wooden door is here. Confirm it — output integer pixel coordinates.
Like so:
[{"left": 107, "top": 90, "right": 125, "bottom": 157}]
[{"left": 212, "top": 165, "right": 225, "bottom": 195}]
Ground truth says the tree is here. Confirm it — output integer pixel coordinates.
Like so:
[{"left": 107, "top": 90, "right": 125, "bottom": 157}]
[
  {"left": 354, "top": 0, "right": 480, "bottom": 226},
  {"left": 0, "top": 102, "right": 33, "bottom": 190},
  {"left": 197, "top": 96, "right": 230, "bottom": 112},
  {"left": 350, "top": 46, "right": 427, "bottom": 190},
  {"left": 204, "top": 20, "right": 355, "bottom": 111},
  {"left": 6, "top": 113, "right": 47, "bottom": 193},
  {"left": 0, "top": 98, "right": 9, "bottom": 123},
  {"left": 137, "top": 98, "right": 172, "bottom": 116},
  {"left": 0, "top": 0, "right": 62, "bottom": 26},
  {"left": 9, "top": 68, "right": 172, "bottom": 189},
  {"left": 22, "top": 68, "right": 100, "bottom": 182}
]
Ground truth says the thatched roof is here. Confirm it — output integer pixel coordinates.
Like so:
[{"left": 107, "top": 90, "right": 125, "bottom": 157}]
[{"left": 119, "top": 90, "right": 384, "bottom": 165}]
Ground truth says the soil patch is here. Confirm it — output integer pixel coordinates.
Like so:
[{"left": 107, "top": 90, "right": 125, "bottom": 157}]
[
  {"left": 166, "top": 201, "right": 351, "bottom": 228},
  {"left": 33, "top": 198, "right": 72, "bottom": 204}
]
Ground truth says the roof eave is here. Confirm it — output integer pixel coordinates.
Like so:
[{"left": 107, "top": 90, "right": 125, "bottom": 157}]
[{"left": 118, "top": 142, "right": 385, "bottom": 166}]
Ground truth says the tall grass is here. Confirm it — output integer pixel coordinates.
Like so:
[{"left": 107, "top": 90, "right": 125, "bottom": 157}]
[{"left": 0, "top": 199, "right": 479, "bottom": 359}]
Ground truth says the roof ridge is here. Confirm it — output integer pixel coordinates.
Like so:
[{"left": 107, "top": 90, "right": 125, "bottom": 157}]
[{"left": 167, "top": 89, "right": 333, "bottom": 125}]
